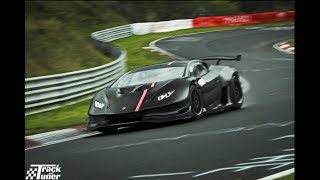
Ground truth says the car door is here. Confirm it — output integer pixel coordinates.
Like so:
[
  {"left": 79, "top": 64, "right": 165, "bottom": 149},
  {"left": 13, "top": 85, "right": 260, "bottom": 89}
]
[{"left": 189, "top": 62, "right": 222, "bottom": 107}]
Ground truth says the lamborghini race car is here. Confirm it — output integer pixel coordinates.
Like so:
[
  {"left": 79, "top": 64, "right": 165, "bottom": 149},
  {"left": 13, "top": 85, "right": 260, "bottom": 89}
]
[{"left": 86, "top": 55, "right": 244, "bottom": 133}]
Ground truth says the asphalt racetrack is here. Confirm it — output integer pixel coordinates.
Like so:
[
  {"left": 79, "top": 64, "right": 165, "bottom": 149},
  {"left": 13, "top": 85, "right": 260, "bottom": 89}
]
[{"left": 25, "top": 25, "right": 294, "bottom": 180}]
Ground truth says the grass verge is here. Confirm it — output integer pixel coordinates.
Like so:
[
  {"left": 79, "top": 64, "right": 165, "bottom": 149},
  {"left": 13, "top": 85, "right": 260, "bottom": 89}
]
[
  {"left": 26, "top": 99, "right": 91, "bottom": 136},
  {"left": 26, "top": 21, "right": 294, "bottom": 135},
  {"left": 287, "top": 38, "right": 294, "bottom": 47}
]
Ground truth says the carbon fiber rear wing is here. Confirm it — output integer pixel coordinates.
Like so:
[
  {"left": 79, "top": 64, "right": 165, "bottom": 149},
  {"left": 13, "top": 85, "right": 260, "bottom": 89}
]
[{"left": 193, "top": 55, "right": 241, "bottom": 65}]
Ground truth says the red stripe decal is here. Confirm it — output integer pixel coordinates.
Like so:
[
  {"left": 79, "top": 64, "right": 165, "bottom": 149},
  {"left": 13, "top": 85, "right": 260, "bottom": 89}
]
[
  {"left": 134, "top": 82, "right": 156, "bottom": 112},
  {"left": 134, "top": 89, "right": 148, "bottom": 112}
]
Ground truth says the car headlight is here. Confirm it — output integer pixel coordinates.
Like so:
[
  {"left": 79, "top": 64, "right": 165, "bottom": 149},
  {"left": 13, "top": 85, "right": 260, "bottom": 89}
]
[
  {"left": 94, "top": 101, "right": 105, "bottom": 109},
  {"left": 157, "top": 90, "right": 175, "bottom": 101}
]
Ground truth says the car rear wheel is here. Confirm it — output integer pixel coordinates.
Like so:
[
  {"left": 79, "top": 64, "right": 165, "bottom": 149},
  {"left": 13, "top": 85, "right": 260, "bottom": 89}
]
[
  {"left": 97, "top": 126, "right": 118, "bottom": 134},
  {"left": 229, "top": 76, "right": 243, "bottom": 109},
  {"left": 190, "top": 85, "right": 203, "bottom": 119}
]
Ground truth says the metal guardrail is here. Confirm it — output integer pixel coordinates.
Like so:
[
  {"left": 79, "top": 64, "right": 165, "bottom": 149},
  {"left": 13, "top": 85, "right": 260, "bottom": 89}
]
[
  {"left": 25, "top": 24, "right": 132, "bottom": 115},
  {"left": 91, "top": 25, "right": 132, "bottom": 42}
]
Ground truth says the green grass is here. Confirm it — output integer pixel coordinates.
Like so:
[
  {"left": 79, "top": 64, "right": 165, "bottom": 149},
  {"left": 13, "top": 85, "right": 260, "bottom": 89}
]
[
  {"left": 275, "top": 173, "right": 294, "bottom": 180},
  {"left": 25, "top": 21, "right": 294, "bottom": 135},
  {"left": 25, "top": 1, "right": 129, "bottom": 78},
  {"left": 25, "top": 99, "right": 91, "bottom": 136},
  {"left": 287, "top": 38, "right": 294, "bottom": 47}
]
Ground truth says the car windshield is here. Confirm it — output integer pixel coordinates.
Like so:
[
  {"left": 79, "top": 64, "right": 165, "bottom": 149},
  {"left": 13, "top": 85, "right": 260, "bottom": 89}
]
[{"left": 112, "top": 67, "right": 185, "bottom": 88}]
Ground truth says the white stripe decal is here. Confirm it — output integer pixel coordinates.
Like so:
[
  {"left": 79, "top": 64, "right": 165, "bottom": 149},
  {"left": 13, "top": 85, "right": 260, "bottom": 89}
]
[{"left": 134, "top": 89, "right": 148, "bottom": 112}]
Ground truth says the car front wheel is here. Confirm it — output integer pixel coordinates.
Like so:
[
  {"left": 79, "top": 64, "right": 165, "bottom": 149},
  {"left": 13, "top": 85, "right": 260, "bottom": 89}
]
[{"left": 189, "top": 85, "right": 203, "bottom": 119}]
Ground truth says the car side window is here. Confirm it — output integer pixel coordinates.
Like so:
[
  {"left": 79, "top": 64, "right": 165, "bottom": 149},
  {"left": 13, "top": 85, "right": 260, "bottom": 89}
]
[{"left": 189, "top": 63, "right": 208, "bottom": 77}]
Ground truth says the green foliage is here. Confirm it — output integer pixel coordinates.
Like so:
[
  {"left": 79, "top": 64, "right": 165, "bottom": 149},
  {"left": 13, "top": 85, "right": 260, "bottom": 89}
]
[
  {"left": 203, "top": 1, "right": 240, "bottom": 16},
  {"left": 25, "top": 1, "right": 129, "bottom": 77},
  {"left": 236, "top": 1, "right": 294, "bottom": 14},
  {"left": 111, "top": 1, "right": 241, "bottom": 22}
]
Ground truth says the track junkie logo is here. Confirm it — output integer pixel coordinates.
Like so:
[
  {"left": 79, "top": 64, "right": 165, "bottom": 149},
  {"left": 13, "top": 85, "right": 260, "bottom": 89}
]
[{"left": 26, "top": 164, "right": 61, "bottom": 180}]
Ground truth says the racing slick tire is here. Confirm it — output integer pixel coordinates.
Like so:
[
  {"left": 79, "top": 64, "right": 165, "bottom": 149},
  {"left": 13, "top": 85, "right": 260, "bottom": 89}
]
[
  {"left": 229, "top": 75, "right": 244, "bottom": 109},
  {"left": 190, "top": 85, "right": 203, "bottom": 120}
]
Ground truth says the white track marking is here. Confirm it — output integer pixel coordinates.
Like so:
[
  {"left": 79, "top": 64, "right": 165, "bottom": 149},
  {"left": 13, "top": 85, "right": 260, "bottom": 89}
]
[
  {"left": 280, "top": 121, "right": 294, "bottom": 126},
  {"left": 271, "top": 135, "right": 294, "bottom": 141},
  {"left": 128, "top": 172, "right": 194, "bottom": 178},
  {"left": 193, "top": 153, "right": 294, "bottom": 177},
  {"left": 282, "top": 148, "right": 294, "bottom": 152},
  {"left": 245, "top": 27, "right": 263, "bottom": 29},
  {"left": 257, "top": 168, "right": 294, "bottom": 180},
  {"left": 237, "top": 159, "right": 295, "bottom": 166},
  {"left": 261, "top": 26, "right": 294, "bottom": 31},
  {"left": 26, "top": 128, "right": 78, "bottom": 140},
  {"left": 128, "top": 152, "right": 294, "bottom": 179},
  {"left": 75, "top": 121, "right": 293, "bottom": 153},
  {"left": 272, "top": 58, "right": 293, "bottom": 61},
  {"left": 25, "top": 132, "right": 100, "bottom": 150},
  {"left": 237, "top": 154, "right": 294, "bottom": 166},
  {"left": 149, "top": 39, "right": 185, "bottom": 60},
  {"left": 193, "top": 162, "right": 294, "bottom": 177}
]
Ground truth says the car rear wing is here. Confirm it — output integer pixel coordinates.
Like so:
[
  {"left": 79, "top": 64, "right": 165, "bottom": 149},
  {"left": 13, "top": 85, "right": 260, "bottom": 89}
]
[{"left": 193, "top": 55, "right": 241, "bottom": 65}]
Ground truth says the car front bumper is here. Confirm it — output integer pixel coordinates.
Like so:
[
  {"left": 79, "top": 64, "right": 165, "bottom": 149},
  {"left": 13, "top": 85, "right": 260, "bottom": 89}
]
[{"left": 87, "top": 99, "right": 193, "bottom": 131}]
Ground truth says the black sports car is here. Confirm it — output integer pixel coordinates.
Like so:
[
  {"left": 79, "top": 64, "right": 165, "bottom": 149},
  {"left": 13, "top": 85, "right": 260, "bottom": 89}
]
[{"left": 86, "top": 55, "right": 244, "bottom": 133}]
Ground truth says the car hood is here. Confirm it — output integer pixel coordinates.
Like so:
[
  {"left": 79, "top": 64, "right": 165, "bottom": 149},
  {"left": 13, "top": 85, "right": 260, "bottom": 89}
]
[{"left": 88, "top": 78, "right": 190, "bottom": 115}]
